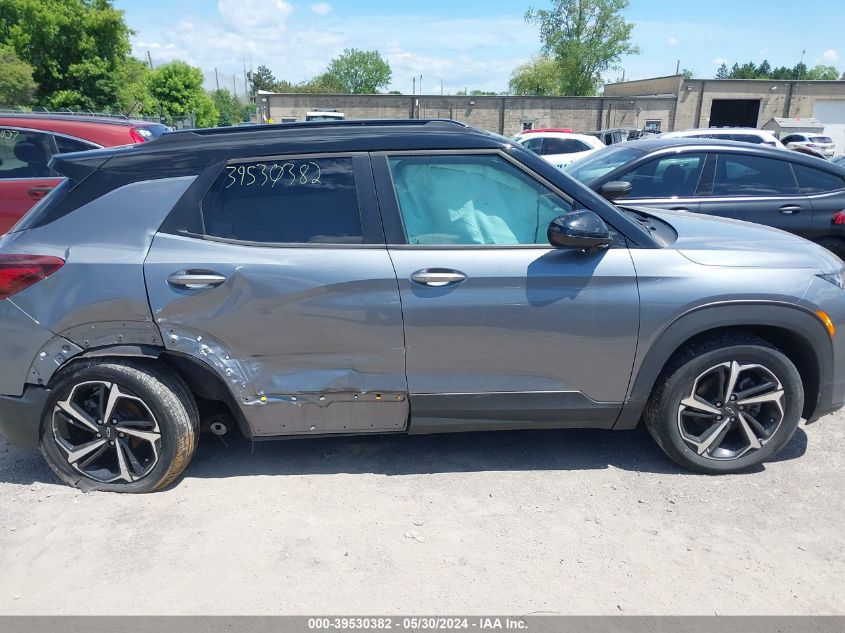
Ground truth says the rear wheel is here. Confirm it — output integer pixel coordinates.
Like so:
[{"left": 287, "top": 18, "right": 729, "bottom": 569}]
[
  {"left": 40, "top": 359, "right": 199, "bottom": 493},
  {"left": 644, "top": 335, "right": 803, "bottom": 474}
]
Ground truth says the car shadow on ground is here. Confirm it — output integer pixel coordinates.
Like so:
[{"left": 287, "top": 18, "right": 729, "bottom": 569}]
[{"left": 0, "top": 425, "right": 809, "bottom": 487}]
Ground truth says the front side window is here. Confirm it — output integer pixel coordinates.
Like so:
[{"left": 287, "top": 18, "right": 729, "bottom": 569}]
[
  {"left": 617, "top": 153, "right": 706, "bottom": 198},
  {"left": 0, "top": 128, "right": 55, "bottom": 179},
  {"left": 712, "top": 153, "right": 798, "bottom": 196},
  {"left": 388, "top": 154, "right": 573, "bottom": 245},
  {"left": 201, "top": 156, "right": 363, "bottom": 244}
]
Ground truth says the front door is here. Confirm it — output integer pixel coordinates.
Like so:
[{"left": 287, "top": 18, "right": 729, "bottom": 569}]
[
  {"left": 144, "top": 154, "right": 408, "bottom": 437},
  {"left": 609, "top": 151, "right": 707, "bottom": 214},
  {"left": 374, "top": 152, "right": 640, "bottom": 430}
]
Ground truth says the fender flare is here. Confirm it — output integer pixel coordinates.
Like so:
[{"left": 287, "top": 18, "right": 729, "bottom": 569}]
[{"left": 614, "top": 301, "right": 833, "bottom": 429}]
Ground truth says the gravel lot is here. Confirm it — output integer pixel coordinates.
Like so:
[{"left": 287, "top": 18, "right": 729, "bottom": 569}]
[{"left": 0, "top": 413, "right": 843, "bottom": 615}]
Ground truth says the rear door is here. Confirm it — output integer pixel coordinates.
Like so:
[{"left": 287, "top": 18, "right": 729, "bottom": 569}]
[
  {"left": 144, "top": 153, "right": 408, "bottom": 438},
  {"left": 373, "top": 151, "right": 640, "bottom": 430},
  {"left": 0, "top": 127, "right": 62, "bottom": 232},
  {"left": 791, "top": 162, "right": 845, "bottom": 240},
  {"left": 697, "top": 151, "right": 813, "bottom": 235}
]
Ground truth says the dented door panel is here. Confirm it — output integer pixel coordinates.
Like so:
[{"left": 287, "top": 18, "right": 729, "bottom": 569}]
[{"left": 144, "top": 233, "right": 408, "bottom": 436}]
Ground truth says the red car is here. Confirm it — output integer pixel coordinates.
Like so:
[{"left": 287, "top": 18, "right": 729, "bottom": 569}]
[
  {"left": 520, "top": 127, "right": 575, "bottom": 134},
  {"left": 0, "top": 114, "right": 168, "bottom": 233}
]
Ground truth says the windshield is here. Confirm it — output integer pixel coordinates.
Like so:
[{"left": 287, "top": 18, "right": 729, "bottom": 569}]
[
  {"left": 810, "top": 136, "right": 833, "bottom": 144},
  {"left": 563, "top": 146, "right": 644, "bottom": 185}
]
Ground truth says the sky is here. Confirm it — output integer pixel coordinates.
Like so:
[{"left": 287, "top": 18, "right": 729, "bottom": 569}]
[{"left": 114, "top": 0, "right": 844, "bottom": 95}]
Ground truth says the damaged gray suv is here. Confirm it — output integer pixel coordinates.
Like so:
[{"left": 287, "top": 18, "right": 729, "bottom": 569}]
[{"left": 1, "top": 120, "right": 845, "bottom": 492}]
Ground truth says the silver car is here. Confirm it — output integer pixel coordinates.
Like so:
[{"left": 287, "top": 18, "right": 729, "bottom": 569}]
[{"left": 1, "top": 120, "right": 844, "bottom": 493}]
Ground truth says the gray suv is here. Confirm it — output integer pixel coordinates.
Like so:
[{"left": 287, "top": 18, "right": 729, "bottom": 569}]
[{"left": 1, "top": 120, "right": 844, "bottom": 493}]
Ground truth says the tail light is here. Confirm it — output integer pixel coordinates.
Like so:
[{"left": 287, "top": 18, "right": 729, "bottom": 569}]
[
  {"left": 0, "top": 254, "right": 64, "bottom": 300},
  {"left": 128, "top": 126, "right": 152, "bottom": 143},
  {"left": 834, "top": 211, "right": 845, "bottom": 225}
]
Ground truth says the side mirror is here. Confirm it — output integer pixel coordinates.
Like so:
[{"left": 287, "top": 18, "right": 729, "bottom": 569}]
[
  {"left": 600, "top": 180, "right": 632, "bottom": 201},
  {"left": 548, "top": 210, "right": 614, "bottom": 253}
]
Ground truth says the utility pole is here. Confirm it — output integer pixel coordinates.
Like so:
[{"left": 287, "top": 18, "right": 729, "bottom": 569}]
[
  {"left": 794, "top": 49, "right": 806, "bottom": 117},
  {"left": 243, "top": 56, "right": 248, "bottom": 103},
  {"left": 146, "top": 50, "right": 154, "bottom": 69},
  {"left": 420, "top": 74, "right": 423, "bottom": 95},
  {"left": 441, "top": 78, "right": 444, "bottom": 96},
  {"left": 214, "top": 67, "right": 219, "bottom": 90},
  {"left": 233, "top": 74, "right": 237, "bottom": 98},
  {"left": 412, "top": 77, "right": 415, "bottom": 95},
  {"left": 676, "top": 59, "right": 680, "bottom": 74}
]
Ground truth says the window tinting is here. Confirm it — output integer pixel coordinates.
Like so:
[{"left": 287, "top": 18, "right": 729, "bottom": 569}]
[
  {"left": 520, "top": 137, "right": 544, "bottom": 153},
  {"left": 54, "top": 135, "right": 99, "bottom": 153},
  {"left": 0, "top": 128, "right": 55, "bottom": 179},
  {"left": 388, "top": 154, "right": 573, "bottom": 245},
  {"left": 201, "top": 157, "right": 363, "bottom": 244},
  {"left": 713, "top": 154, "right": 799, "bottom": 196},
  {"left": 617, "top": 153, "right": 706, "bottom": 198},
  {"left": 545, "top": 138, "right": 589, "bottom": 154},
  {"left": 793, "top": 164, "right": 845, "bottom": 194}
]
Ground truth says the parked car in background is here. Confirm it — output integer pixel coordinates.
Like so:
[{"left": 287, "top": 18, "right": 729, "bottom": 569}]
[
  {"left": 513, "top": 131, "right": 605, "bottom": 168},
  {"left": 585, "top": 128, "right": 642, "bottom": 145},
  {"left": 305, "top": 111, "right": 345, "bottom": 121},
  {"left": 1, "top": 120, "right": 844, "bottom": 492},
  {"left": 0, "top": 114, "right": 168, "bottom": 232},
  {"left": 565, "top": 137, "right": 845, "bottom": 257},
  {"left": 516, "top": 127, "right": 574, "bottom": 135},
  {"left": 781, "top": 133, "right": 836, "bottom": 159},
  {"left": 661, "top": 128, "right": 785, "bottom": 148},
  {"left": 790, "top": 144, "right": 828, "bottom": 160}
]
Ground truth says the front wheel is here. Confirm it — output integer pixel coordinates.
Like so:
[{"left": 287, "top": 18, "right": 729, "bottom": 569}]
[
  {"left": 644, "top": 335, "right": 803, "bottom": 474},
  {"left": 40, "top": 359, "right": 199, "bottom": 493}
]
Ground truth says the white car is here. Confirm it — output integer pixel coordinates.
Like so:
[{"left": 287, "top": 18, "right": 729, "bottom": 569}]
[
  {"left": 660, "top": 128, "right": 785, "bottom": 149},
  {"left": 512, "top": 132, "right": 605, "bottom": 168},
  {"left": 780, "top": 133, "right": 836, "bottom": 159}
]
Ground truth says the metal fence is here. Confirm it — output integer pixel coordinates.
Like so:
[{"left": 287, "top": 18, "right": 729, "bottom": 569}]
[{"left": 0, "top": 106, "right": 163, "bottom": 123}]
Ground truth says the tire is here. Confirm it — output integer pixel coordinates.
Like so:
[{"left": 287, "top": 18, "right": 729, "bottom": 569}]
[
  {"left": 40, "top": 359, "right": 199, "bottom": 493},
  {"left": 815, "top": 237, "right": 845, "bottom": 261},
  {"left": 644, "top": 334, "right": 803, "bottom": 474}
]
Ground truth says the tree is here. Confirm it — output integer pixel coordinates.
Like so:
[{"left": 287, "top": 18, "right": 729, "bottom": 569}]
[
  {"left": 251, "top": 64, "right": 277, "bottom": 92},
  {"left": 805, "top": 65, "right": 839, "bottom": 80},
  {"left": 681, "top": 68, "right": 694, "bottom": 80},
  {"left": 524, "top": 0, "right": 640, "bottom": 96},
  {"left": 115, "top": 57, "right": 154, "bottom": 116},
  {"left": 0, "top": 43, "right": 36, "bottom": 104},
  {"left": 715, "top": 62, "right": 729, "bottom": 79},
  {"left": 296, "top": 73, "right": 347, "bottom": 93},
  {"left": 211, "top": 88, "right": 246, "bottom": 126},
  {"left": 324, "top": 48, "right": 392, "bottom": 94},
  {"left": 144, "top": 61, "right": 218, "bottom": 128},
  {"left": 508, "top": 55, "right": 562, "bottom": 95},
  {"left": 0, "top": 0, "right": 132, "bottom": 109}
]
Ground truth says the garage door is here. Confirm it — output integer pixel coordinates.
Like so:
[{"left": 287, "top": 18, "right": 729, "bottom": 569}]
[{"left": 813, "top": 100, "right": 845, "bottom": 155}]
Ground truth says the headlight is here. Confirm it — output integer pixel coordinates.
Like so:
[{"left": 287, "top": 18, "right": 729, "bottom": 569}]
[{"left": 817, "top": 268, "right": 845, "bottom": 289}]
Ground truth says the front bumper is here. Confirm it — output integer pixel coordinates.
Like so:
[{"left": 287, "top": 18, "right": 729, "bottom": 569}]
[{"left": 0, "top": 386, "right": 50, "bottom": 449}]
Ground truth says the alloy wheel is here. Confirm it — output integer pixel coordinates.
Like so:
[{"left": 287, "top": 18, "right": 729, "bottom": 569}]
[
  {"left": 677, "top": 361, "right": 785, "bottom": 460},
  {"left": 51, "top": 380, "right": 161, "bottom": 483}
]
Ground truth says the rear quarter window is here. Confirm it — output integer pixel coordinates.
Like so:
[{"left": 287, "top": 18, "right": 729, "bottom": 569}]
[
  {"left": 200, "top": 156, "right": 363, "bottom": 244},
  {"left": 792, "top": 163, "right": 845, "bottom": 194}
]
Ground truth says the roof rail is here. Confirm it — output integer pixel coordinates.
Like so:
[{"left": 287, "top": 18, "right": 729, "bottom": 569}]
[
  {"left": 159, "top": 118, "right": 469, "bottom": 141},
  {"left": 0, "top": 107, "right": 160, "bottom": 122}
]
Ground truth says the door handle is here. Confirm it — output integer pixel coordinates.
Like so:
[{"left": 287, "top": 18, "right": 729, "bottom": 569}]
[
  {"left": 779, "top": 205, "right": 803, "bottom": 215},
  {"left": 27, "top": 186, "right": 54, "bottom": 200},
  {"left": 167, "top": 271, "right": 227, "bottom": 289},
  {"left": 410, "top": 269, "right": 466, "bottom": 287}
]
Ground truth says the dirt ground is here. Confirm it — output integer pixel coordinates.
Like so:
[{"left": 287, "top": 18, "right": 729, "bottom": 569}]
[{"left": 0, "top": 412, "right": 843, "bottom": 615}]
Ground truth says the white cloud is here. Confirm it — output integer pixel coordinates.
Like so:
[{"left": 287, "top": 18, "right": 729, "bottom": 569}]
[
  {"left": 667, "top": 36, "right": 677, "bottom": 46},
  {"left": 311, "top": 2, "right": 332, "bottom": 15},
  {"left": 712, "top": 57, "right": 729, "bottom": 66},
  {"left": 819, "top": 49, "right": 839, "bottom": 64},
  {"left": 217, "top": 0, "right": 293, "bottom": 35}
]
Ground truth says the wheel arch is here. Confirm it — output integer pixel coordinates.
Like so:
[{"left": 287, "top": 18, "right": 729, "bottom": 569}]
[{"left": 615, "top": 302, "right": 833, "bottom": 429}]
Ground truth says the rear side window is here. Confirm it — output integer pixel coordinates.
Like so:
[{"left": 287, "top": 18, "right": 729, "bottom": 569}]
[
  {"left": 0, "top": 128, "right": 55, "bottom": 179},
  {"left": 520, "top": 137, "right": 544, "bottom": 154},
  {"left": 54, "top": 135, "right": 99, "bottom": 153},
  {"left": 792, "top": 164, "right": 845, "bottom": 194},
  {"left": 729, "top": 134, "right": 764, "bottom": 144},
  {"left": 545, "top": 138, "right": 590, "bottom": 154},
  {"left": 200, "top": 157, "right": 363, "bottom": 244},
  {"left": 713, "top": 154, "right": 799, "bottom": 196},
  {"left": 810, "top": 136, "right": 833, "bottom": 144}
]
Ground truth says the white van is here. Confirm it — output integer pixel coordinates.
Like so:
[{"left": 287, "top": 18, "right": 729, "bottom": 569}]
[{"left": 305, "top": 111, "right": 346, "bottom": 122}]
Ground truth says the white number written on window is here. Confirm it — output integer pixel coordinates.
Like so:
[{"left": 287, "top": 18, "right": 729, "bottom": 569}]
[{"left": 224, "top": 161, "right": 322, "bottom": 189}]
